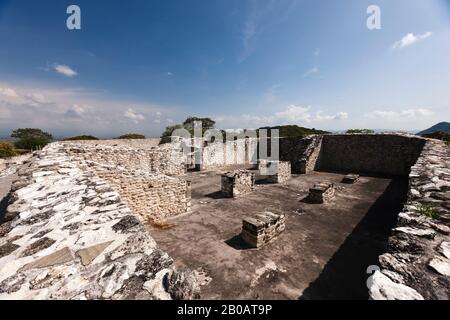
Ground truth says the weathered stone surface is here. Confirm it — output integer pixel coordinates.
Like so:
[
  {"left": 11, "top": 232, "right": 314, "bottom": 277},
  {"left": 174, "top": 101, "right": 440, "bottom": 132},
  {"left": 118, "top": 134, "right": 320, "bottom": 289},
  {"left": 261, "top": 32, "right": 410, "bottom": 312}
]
[
  {"left": 369, "top": 271, "right": 424, "bottom": 300},
  {"left": 0, "top": 223, "right": 13, "bottom": 237},
  {"left": 393, "top": 227, "right": 436, "bottom": 239},
  {"left": 242, "top": 212, "right": 286, "bottom": 248},
  {"left": 260, "top": 161, "right": 291, "bottom": 184},
  {"left": 112, "top": 215, "right": 140, "bottom": 233},
  {"left": 0, "top": 143, "right": 198, "bottom": 299},
  {"left": 438, "top": 241, "right": 450, "bottom": 259},
  {"left": 342, "top": 174, "right": 360, "bottom": 184},
  {"left": 76, "top": 241, "right": 114, "bottom": 266},
  {"left": 165, "top": 269, "right": 201, "bottom": 300},
  {"left": 221, "top": 170, "right": 255, "bottom": 197},
  {"left": 369, "top": 138, "right": 450, "bottom": 300},
  {"left": 20, "top": 237, "right": 56, "bottom": 257},
  {"left": 0, "top": 242, "right": 20, "bottom": 258},
  {"left": 21, "top": 247, "right": 74, "bottom": 272},
  {"left": 428, "top": 257, "right": 450, "bottom": 276},
  {"left": 308, "top": 182, "right": 335, "bottom": 204}
]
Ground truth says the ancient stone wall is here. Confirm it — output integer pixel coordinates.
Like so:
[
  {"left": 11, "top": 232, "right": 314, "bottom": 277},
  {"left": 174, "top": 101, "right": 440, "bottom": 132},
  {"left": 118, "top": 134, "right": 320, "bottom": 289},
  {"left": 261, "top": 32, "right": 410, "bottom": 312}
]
[
  {"left": 317, "top": 134, "right": 426, "bottom": 176},
  {"left": 221, "top": 170, "right": 255, "bottom": 197},
  {"left": 64, "top": 142, "right": 185, "bottom": 176},
  {"left": 0, "top": 143, "right": 199, "bottom": 299},
  {"left": 277, "top": 137, "right": 319, "bottom": 174},
  {"left": 82, "top": 162, "right": 191, "bottom": 223},
  {"left": 369, "top": 139, "right": 450, "bottom": 300},
  {"left": 202, "top": 138, "right": 258, "bottom": 170}
]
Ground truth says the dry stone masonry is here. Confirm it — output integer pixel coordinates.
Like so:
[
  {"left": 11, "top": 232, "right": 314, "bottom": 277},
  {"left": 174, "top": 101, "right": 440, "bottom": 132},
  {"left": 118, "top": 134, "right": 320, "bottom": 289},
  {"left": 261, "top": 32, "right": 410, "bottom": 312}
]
[
  {"left": 0, "top": 143, "right": 199, "bottom": 300},
  {"left": 342, "top": 174, "right": 360, "bottom": 184},
  {"left": 221, "top": 170, "right": 255, "bottom": 198},
  {"left": 259, "top": 160, "right": 291, "bottom": 183},
  {"left": 241, "top": 212, "right": 286, "bottom": 248},
  {"left": 308, "top": 182, "right": 335, "bottom": 204},
  {"left": 368, "top": 138, "right": 450, "bottom": 300}
]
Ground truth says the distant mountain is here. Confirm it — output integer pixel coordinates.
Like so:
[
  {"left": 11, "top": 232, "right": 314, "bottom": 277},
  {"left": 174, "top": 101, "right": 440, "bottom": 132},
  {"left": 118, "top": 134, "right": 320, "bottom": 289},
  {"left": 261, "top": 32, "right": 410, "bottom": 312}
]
[{"left": 417, "top": 122, "right": 450, "bottom": 135}]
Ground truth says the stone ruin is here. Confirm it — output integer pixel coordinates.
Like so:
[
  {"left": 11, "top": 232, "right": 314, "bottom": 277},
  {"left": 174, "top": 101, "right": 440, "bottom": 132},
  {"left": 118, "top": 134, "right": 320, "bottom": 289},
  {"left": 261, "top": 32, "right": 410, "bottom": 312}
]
[
  {"left": 241, "top": 212, "right": 286, "bottom": 248},
  {"left": 221, "top": 170, "right": 255, "bottom": 198},
  {"left": 0, "top": 132, "right": 450, "bottom": 300},
  {"left": 308, "top": 182, "right": 335, "bottom": 204},
  {"left": 342, "top": 174, "right": 360, "bottom": 184},
  {"left": 0, "top": 142, "right": 199, "bottom": 299},
  {"left": 259, "top": 160, "right": 291, "bottom": 184}
]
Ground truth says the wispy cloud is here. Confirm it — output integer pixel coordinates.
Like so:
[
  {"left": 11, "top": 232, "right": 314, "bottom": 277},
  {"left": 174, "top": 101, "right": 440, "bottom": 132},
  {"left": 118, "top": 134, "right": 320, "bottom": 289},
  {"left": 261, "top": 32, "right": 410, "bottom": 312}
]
[
  {"left": 238, "top": 0, "right": 296, "bottom": 63},
  {"left": 54, "top": 64, "right": 78, "bottom": 77},
  {"left": 303, "top": 66, "right": 319, "bottom": 78},
  {"left": 365, "top": 108, "right": 433, "bottom": 119},
  {"left": 215, "top": 105, "right": 348, "bottom": 129},
  {"left": 392, "top": 32, "right": 432, "bottom": 49},
  {"left": 124, "top": 108, "right": 145, "bottom": 123},
  {"left": 0, "top": 82, "right": 177, "bottom": 136}
]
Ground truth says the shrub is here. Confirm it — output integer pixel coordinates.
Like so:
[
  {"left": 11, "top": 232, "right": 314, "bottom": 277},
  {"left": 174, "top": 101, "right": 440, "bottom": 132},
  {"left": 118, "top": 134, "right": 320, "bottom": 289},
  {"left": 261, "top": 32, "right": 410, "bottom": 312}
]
[
  {"left": 64, "top": 135, "right": 99, "bottom": 141},
  {"left": 416, "top": 204, "right": 439, "bottom": 219},
  {"left": 0, "top": 141, "right": 18, "bottom": 159},
  {"left": 422, "top": 131, "right": 450, "bottom": 142},
  {"left": 116, "top": 133, "right": 146, "bottom": 139},
  {"left": 11, "top": 128, "right": 53, "bottom": 150},
  {"left": 346, "top": 129, "right": 375, "bottom": 134}
]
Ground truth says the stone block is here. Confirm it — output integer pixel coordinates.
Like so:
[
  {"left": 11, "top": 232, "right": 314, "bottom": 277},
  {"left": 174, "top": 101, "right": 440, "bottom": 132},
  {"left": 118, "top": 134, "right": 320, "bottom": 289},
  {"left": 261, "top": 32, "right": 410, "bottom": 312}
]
[
  {"left": 241, "top": 212, "right": 285, "bottom": 248},
  {"left": 221, "top": 170, "right": 255, "bottom": 198},
  {"left": 264, "top": 161, "right": 291, "bottom": 184},
  {"left": 308, "top": 182, "right": 335, "bottom": 204},
  {"left": 342, "top": 174, "right": 360, "bottom": 184}
]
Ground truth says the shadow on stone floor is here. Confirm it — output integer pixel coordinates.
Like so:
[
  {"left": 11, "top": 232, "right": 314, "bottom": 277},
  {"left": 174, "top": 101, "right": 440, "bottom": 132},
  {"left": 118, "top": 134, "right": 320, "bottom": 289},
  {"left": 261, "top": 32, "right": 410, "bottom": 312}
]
[
  {"left": 299, "top": 177, "right": 408, "bottom": 300},
  {"left": 205, "top": 191, "right": 229, "bottom": 199},
  {"left": 224, "top": 234, "right": 254, "bottom": 250}
]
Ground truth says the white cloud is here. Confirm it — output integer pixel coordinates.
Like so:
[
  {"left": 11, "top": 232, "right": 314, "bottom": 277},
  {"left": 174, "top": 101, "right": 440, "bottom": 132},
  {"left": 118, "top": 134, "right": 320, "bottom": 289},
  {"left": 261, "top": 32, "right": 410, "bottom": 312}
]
[
  {"left": 275, "top": 105, "right": 312, "bottom": 122},
  {"left": 392, "top": 32, "right": 432, "bottom": 49},
  {"left": 303, "top": 66, "right": 319, "bottom": 78},
  {"left": 215, "top": 105, "right": 348, "bottom": 129},
  {"left": 365, "top": 108, "right": 433, "bottom": 120},
  {"left": 315, "top": 111, "right": 348, "bottom": 121},
  {"left": 0, "top": 82, "right": 176, "bottom": 136},
  {"left": 0, "top": 87, "right": 18, "bottom": 98},
  {"left": 124, "top": 108, "right": 145, "bottom": 123},
  {"left": 54, "top": 64, "right": 78, "bottom": 77}
]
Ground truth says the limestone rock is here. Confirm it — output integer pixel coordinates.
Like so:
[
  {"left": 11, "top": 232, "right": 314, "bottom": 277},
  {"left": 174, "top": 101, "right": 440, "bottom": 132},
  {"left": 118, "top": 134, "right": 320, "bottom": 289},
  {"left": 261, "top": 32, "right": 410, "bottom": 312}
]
[
  {"left": 428, "top": 257, "right": 450, "bottom": 276},
  {"left": 369, "top": 271, "right": 424, "bottom": 300},
  {"left": 438, "top": 241, "right": 450, "bottom": 260},
  {"left": 165, "top": 269, "right": 201, "bottom": 300}
]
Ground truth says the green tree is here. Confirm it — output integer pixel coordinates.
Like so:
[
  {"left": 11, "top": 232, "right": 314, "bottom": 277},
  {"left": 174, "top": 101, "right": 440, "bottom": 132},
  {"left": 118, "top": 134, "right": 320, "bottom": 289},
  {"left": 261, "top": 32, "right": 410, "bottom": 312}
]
[
  {"left": 0, "top": 141, "right": 18, "bottom": 159},
  {"left": 160, "top": 117, "right": 216, "bottom": 141},
  {"left": 116, "top": 133, "right": 146, "bottom": 139},
  {"left": 64, "top": 135, "right": 99, "bottom": 141},
  {"left": 182, "top": 117, "right": 215, "bottom": 133},
  {"left": 346, "top": 129, "right": 375, "bottom": 134},
  {"left": 11, "top": 128, "right": 53, "bottom": 150},
  {"left": 422, "top": 131, "right": 450, "bottom": 142}
]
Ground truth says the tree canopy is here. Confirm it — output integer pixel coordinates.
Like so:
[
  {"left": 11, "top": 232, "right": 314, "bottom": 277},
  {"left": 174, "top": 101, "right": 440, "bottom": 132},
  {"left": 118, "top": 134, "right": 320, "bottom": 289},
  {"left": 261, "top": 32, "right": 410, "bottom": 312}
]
[
  {"left": 11, "top": 128, "right": 53, "bottom": 150},
  {"left": 116, "top": 133, "right": 146, "bottom": 139}
]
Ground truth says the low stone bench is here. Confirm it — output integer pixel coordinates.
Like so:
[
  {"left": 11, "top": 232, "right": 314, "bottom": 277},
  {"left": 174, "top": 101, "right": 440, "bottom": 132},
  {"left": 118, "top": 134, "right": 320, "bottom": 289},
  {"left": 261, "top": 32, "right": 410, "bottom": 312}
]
[
  {"left": 308, "top": 182, "right": 335, "bottom": 204},
  {"left": 241, "top": 212, "right": 286, "bottom": 248},
  {"left": 221, "top": 170, "right": 255, "bottom": 197},
  {"left": 259, "top": 160, "right": 291, "bottom": 183},
  {"left": 342, "top": 174, "right": 360, "bottom": 184}
]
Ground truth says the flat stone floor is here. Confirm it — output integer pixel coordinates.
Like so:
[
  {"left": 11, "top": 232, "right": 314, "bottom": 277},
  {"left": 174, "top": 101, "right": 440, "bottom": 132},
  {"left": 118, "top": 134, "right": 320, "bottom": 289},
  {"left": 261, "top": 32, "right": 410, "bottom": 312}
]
[{"left": 148, "top": 168, "right": 408, "bottom": 300}]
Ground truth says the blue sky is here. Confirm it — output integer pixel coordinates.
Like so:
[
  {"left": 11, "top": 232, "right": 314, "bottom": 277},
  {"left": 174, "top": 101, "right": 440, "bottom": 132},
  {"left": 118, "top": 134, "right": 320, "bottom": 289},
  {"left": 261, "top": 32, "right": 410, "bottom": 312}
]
[{"left": 1, "top": 0, "right": 449, "bottom": 137}]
